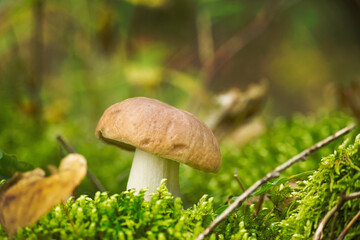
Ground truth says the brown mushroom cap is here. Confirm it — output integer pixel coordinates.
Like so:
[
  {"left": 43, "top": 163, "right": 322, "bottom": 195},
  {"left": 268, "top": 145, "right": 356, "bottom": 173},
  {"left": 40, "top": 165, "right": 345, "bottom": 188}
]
[{"left": 95, "top": 97, "right": 221, "bottom": 172}]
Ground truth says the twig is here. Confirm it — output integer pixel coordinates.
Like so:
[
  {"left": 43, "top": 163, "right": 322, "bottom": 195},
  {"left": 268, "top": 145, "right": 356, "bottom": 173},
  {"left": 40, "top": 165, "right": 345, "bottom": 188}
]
[
  {"left": 56, "top": 135, "right": 106, "bottom": 192},
  {"left": 226, "top": 195, "right": 233, "bottom": 206},
  {"left": 329, "top": 211, "right": 339, "bottom": 240},
  {"left": 313, "top": 191, "right": 360, "bottom": 240},
  {"left": 209, "top": 0, "right": 298, "bottom": 81},
  {"left": 57, "top": 135, "right": 76, "bottom": 153},
  {"left": 313, "top": 191, "right": 346, "bottom": 240},
  {"left": 27, "top": 0, "right": 44, "bottom": 121},
  {"left": 196, "top": 6, "right": 215, "bottom": 89},
  {"left": 195, "top": 124, "right": 356, "bottom": 240},
  {"left": 60, "top": 201, "right": 78, "bottom": 236},
  {"left": 190, "top": 0, "right": 297, "bottom": 114},
  {"left": 234, "top": 170, "right": 246, "bottom": 192},
  {"left": 234, "top": 170, "right": 251, "bottom": 205},
  {"left": 253, "top": 194, "right": 265, "bottom": 218},
  {"left": 336, "top": 210, "right": 360, "bottom": 240}
]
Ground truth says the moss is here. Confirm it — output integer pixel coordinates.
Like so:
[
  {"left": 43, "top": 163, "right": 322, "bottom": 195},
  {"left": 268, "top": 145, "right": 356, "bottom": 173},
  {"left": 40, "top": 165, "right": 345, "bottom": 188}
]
[
  {"left": 181, "top": 112, "right": 355, "bottom": 206},
  {"left": 279, "top": 134, "right": 360, "bottom": 239},
  {"left": 0, "top": 180, "right": 213, "bottom": 239},
  {"left": 0, "top": 113, "right": 359, "bottom": 239}
]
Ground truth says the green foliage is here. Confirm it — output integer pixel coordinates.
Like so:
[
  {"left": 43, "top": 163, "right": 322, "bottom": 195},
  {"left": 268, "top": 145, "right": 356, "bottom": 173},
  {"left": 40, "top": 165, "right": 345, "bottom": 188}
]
[
  {"left": 210, "top": 132, "right": 360, "bottom": 240},
  {"left": 0, "top": 122, "right": 359, "bottom": 239},
  {"left": 0, "top": 101, "right": 134, "bottom": 196},
  {"left": 0, "top": 0, "right": 359, "bottom": 237},
  {"left": 181, "top": 112, "right": 355, "bottom": 206},
  {"left": 0, "top": 150, "right": 33, "bottom": 179},
  {"left": 197, "top": 0, "right": 243, "bottom": 23},
  {"left": 0, "top": 181, "right": 294, "bottom": 240},
  {"left": 279, "top": 134, "right": 360, "bottom": 239},
  {"left": 1, "top": 180, "right": 217, "bottom": 240},
  {"left": 251, "top": 171, "right": 313, "bottom": 198},
  {"left": 212, "top": 204, "right": 282, "bottom": 240},
  {"left": 1, "top": 179, "right": 284, "bottom": 240},
  {"left": 0, "top": 108, "right": 355, "bottom": 207},
  {"left": 0, "top": 104, "right": 60, "bottom": 170}
]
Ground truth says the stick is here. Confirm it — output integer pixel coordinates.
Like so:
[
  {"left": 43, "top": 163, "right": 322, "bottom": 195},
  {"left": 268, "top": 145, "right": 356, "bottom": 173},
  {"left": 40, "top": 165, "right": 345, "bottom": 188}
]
[
  {"left": 56, "top": 135, "right": 106, "bottom": 192},
  {"left": 234, "top": 170, "right": 246, "bottom": 193},
  {"left": 313, "top": 191, "right": 360, "bottom": 240},
  {"left": 60, "top": 201, "right": 78, "bottom": 236},
  {"left": 196, "top": 7, "right": 215, "bottom": 89},
  {"left": 234, "top": 170, "right": 252, "bottom": 205},
  {"left": 210, "top": 0, "right": 299, "bottom": 79},
  {"left": 329, "top": 211, "right": 338, "bottom": 240},
  {"left": 57, "top": 135, "right": 76, "bottom": 153},
  {"left": 336, "top": 210, "right": 360, "bottom": 240},
  {"left": 253, "top": 194, "right": 265, "bottom": 218},
  {"left": 226, "top": 196, "right": 233, "bottom": 206},
  {"left": 195, "top": 124, "right": 355, "bottom": 240}
]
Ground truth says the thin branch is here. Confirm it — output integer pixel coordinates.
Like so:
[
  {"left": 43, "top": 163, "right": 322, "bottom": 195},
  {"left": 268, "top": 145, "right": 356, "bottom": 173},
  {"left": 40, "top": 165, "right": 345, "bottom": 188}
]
[
  {"left": 56, "top": 135, "right": 106, "bottom": 192},
  {"left": 195, "top": 124, "right": 356, "bottom": 240},
  {"left": 253, "top": 194, "right": 265, "bottom": 218},
  {"left": 313, "top": 191, "right": 346, "bottom": 240},
  {"left": 57, "top": 135, "right": 76, "bottom": 153},
  {"left": 336, "top": 210, "right": 360, "bottom": 240},
  {"left": 234, "top": 170, "right": 251, "bottom": 205},
  {"left": 196, "top": 7, "right": 215, "bottom": 89},
  {"left": 329, "top": 211, "right": 339, "bottom": 240},
  {"left": 234, "top": 170, "right": 246, "bottom": 192},
  {"left": 313, "top": 191, "right": 360, "bottom": 240},
  {"left": 190, "top": 0, "right": 293, "bottom": 114},
  {"left": 206, "top": 81, "right": 268, "bottom": 141},
  {"left": 27, "top": 0, "right": 45, "bottom": 120},
  {"left": 226, "top": 195, "right": 233, "bottom": 206},
  {"left": 210, "top": 0, "right": 298, "bottom": 80},
  {"left": 346, "top": 191, "right": 360, "bottom": 199},
  {"left": 60, "top": 201, "right": 78, "bottom": 236}
]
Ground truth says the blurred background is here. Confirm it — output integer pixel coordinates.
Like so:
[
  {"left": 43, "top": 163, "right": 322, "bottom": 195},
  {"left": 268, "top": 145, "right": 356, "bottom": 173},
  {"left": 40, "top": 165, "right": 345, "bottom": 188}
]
[{"left": 1, "top": 0, "right": 360, "bottom": 206}]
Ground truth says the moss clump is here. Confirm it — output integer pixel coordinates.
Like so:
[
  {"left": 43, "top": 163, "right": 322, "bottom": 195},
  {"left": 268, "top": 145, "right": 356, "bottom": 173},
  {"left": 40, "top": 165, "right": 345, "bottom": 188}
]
[
  {"left": 4, "top": 133, "right": 359, "bottom": 239},
  {"left": 0, "top": 180, "right": 255, "bottom": 239},
  {"left": 279, "top": 134, "right": 360, "bottom": 239},
  {"left": 181, "top": 112, "right": 355, "bottom": 206},
  {"left": 214, "top": 133, "right": 360, "bottom": 240},
  {"left": 0, "top": 116, "right": 359, "bottom": 239}
]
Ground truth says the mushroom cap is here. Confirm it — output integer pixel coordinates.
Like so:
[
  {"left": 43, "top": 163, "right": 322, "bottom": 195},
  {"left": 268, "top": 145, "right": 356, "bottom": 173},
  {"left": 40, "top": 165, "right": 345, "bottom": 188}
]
[{"left": 95, "top": 97, "right": 221, "bottom": 172}]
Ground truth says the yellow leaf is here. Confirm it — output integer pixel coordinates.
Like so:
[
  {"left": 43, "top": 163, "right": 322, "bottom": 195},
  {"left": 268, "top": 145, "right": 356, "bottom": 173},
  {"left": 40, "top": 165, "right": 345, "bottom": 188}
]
[{"left": 0, "top": 154, "right": 87, "bottom": 236}]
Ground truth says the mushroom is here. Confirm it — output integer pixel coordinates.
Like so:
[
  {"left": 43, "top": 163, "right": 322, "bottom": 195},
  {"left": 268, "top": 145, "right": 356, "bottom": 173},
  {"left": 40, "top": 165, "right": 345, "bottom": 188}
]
[{"left": 95, "top": 97, "right": 221, "bottom": 199}]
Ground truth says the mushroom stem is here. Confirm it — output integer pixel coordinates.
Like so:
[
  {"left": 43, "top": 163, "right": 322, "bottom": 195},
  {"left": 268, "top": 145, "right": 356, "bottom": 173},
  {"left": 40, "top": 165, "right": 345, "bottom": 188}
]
[{"left": 127, "top": 148, "right": 180, "bottom": 199}]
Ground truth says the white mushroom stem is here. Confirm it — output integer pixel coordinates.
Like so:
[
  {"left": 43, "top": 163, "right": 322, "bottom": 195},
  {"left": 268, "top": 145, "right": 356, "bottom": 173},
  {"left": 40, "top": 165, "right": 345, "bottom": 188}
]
[{"left": 127, "top": 148, "right": 180, "bottom": 200}]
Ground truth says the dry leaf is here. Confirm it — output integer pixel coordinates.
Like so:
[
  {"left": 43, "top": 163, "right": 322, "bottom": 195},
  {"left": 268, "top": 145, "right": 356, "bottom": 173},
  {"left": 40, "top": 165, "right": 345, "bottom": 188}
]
[
  {"left": 0, "top": 153, "right": 87, "bottom": 236},
  {"left": 206, "top": 80, "right": 268, "bottom": 141}
]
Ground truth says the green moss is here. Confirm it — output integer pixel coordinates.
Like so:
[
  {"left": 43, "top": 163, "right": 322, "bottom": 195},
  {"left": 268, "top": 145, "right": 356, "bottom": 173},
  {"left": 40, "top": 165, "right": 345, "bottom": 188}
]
[
  {"left": 3, "top": 130, "right": 358, "bottom": 239},
  {"left": 279, "top": 134, "right": 360, "bottom": 239},
  {"left": 0, "top": 180, "right": 253, "bottom": 239},
  {"left": 0, "top": 112, "right": 358, "bottom": 239},
  {"left": 182, "top": 112, "right": 355, "bottom": 206}
]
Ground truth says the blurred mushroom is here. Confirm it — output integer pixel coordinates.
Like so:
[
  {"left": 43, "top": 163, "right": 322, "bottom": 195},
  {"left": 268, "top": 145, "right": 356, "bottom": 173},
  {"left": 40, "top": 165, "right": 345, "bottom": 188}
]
[{"left": 95, "top": 97, "right": 221, "bottom": 199}]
